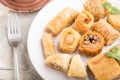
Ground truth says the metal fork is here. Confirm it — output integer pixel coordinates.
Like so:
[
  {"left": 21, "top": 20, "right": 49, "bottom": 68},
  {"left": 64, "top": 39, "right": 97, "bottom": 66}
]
[{"left": 7, "top": 13, "right": 21, "bottom": 80}]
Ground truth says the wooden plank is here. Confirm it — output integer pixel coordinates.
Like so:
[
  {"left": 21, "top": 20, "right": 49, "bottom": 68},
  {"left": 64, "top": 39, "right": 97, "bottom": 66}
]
[{"left": 0, "top": 70, "right": 14, "bottom": 80}]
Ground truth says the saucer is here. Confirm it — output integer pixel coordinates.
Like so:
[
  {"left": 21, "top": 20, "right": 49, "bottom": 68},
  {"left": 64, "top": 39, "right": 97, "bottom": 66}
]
[{"left": 0, "top": 0, "right": 50, "bottom": 12}]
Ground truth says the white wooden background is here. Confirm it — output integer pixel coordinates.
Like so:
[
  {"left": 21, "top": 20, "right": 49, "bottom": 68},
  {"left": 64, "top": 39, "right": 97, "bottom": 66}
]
[{"left": 0, "top": 3, "right": 43, "bottom": 80}]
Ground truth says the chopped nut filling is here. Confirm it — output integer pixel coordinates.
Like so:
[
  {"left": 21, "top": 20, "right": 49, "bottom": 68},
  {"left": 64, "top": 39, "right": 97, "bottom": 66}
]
[
  {"left": 84, "top": 34, "right": 101, "bottom": 45},
  {"left": 49, "top": 63, "right": 64, "bottom": 71}
]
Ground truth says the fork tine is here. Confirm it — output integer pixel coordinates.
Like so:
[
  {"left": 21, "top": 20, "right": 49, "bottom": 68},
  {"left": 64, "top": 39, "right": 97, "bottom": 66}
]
[
  {"left": 12, "top": 13, "right": 19, "bottom": 34},
  {"left": 8, "top": 13, "right": 21, "bottom": 35},
  {"left": 10, "top": 13, "right": 14, "bottom": 34},
  {"left": 7, "top": 14, "right": 11, "bottom": 35},
  {"left": 8, "top": 14, "right": 14, "bottom": 35},
  {"left": 11, "top": 13, "right": 17, "bottom": 34},
  {"left": 12, "top": 13, "right": 21, "bottom": 35},
  {"left": 14, "top": 13, "right": 21, "bottom": 35}
]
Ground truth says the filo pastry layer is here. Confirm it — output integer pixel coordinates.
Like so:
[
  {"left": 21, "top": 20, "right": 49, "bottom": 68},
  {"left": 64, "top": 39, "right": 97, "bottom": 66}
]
[
  {"left": 68, "top": 55, "right": 87, "bottom": 78},
  {"left": 59, "top": 28, "right": 81, "bottom": 53},
  {"left": 41, "top": 33, "right": 55, "bottom": 58},
  {"left": 84, "top": 0, "right": 105, "bottom": 21},
  {"left": 45, "top": 7, "right": 79, "bottom": 36},
  {"left": 107, "top": 14, "right": 120, "bottom": 33},
  {"left": 74, "top": 10, "right": 94, "bottom": 35},
  {"left": 92, "top": 19, "right": 120, "bottom": 45},
  {"left": 87, "top": 54, "right": 120, "bottom": 80},
  {"left": 79, "top": 30, "right": 104, "bottom": 56},
  {"left": 45, "top": 54, "right": 71, "bottom": 72}
]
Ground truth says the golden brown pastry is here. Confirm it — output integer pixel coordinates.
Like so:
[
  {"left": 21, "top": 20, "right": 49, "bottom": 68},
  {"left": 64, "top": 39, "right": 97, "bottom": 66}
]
[
  {"left": 74, "top": 10, "right": 94, "bottom": 35},
  {"left": 101, "top": 0, "right": 107, "bottom": 4},
  {"left": 87, "top": 54, "right": 120, "bottom": 80},
  {"left": 92, "top": 19, "right": 120, "bottom": 45},
  {"left": 79, "top": 30, "right": 104, "bottom": 56},
  {"left": 45, "top": 7, "right": 79, "bottom": 36},
  {"left": 41, "top": 33, "right": 55, "bottom": 58},
  {"left": 107, "top": 14, "right": 120, "bottom": 32},
  {"left": 84, "top": 0, "right": 105, "bottom": 21},
  {"left": 45, "top": 54, "right": 71, "bottom": 72},
  {"left": 68, "top": 55, "right": 87, "bottom": 78},
  {"left": 59, "top": 28, "right": 81, "bottom": 53}
]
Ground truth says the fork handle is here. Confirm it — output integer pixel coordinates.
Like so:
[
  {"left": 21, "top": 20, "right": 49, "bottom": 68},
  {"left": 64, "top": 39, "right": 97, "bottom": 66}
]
[{"left": 13, "top": 47, "right": 20, "bottom": 80}]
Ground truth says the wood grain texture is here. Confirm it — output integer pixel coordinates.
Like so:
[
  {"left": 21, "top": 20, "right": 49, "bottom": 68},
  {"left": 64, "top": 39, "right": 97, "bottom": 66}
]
[{"left": 0, "top": 10, "right": 43, "bottom": 80}]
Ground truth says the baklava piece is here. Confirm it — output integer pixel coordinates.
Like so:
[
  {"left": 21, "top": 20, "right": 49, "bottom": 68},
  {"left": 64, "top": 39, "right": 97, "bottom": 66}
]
[
  {"left": 45, "top": 54, "right": 71, "bottom": 72},
  {"left": 107, "top": 14, "right": 120, "bottom": 33},
  {"left": 68, "top": 55, "right": 87, "bottom": 78},
  {"left": 74, "top": 10, "right": 94, "bottom": 35},
  {"left": 79, "top": 31, "right": 104, "bottom": 56},
  {"left": 92, "top": 19, "right": 120, "bottom": 45},
  {"left": 87, "top": 54, "right": 120, "bottom": 80},
  {"left": 41, "top": 33, "right": 55, "bottom": 58},
  {"left": 59, "top": 28, "right": 81, "bottom": 53},
  {"left": 45, "top": 7, "right": 79, "bottom": 36},
  {"left": 84, "top": 0, "right": 105, "bottom": 21}
]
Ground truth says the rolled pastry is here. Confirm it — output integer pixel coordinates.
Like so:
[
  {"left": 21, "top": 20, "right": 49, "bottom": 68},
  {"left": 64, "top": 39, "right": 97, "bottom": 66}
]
[
  {"left": 41, "top": 33, "right": 55, "bottom": 58},
  {"left": 59, "top": 28, "right": 81, "bottom": 53},
  {"left": 107, "top": 14, "right": 120, "bottom": 32},
  {"left": 79, "top": 30, "right": 105, "bottom": 56},
  {"left": 84, "top": 0, "right": 105, "bottom": 21},
  {"left": 45, "top": 54, "right": 71, "bottom": 72},
  {"left": 74, "top": 10, "right": 94, "bottom": 35},
  {"left": 45, "top": 7, "right": 79, "bottom": 36},
  {"left": 68, "top": 55, "right": 87, "bottom": 78},
  {"left": 92, "top": 19, "right": 120, "bottom": 45}
]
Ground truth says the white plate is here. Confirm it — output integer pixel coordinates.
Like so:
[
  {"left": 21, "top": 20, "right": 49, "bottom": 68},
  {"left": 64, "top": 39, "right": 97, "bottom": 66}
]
[{"left": 27, "top": 0, "right": 120, "bottom": 80}]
